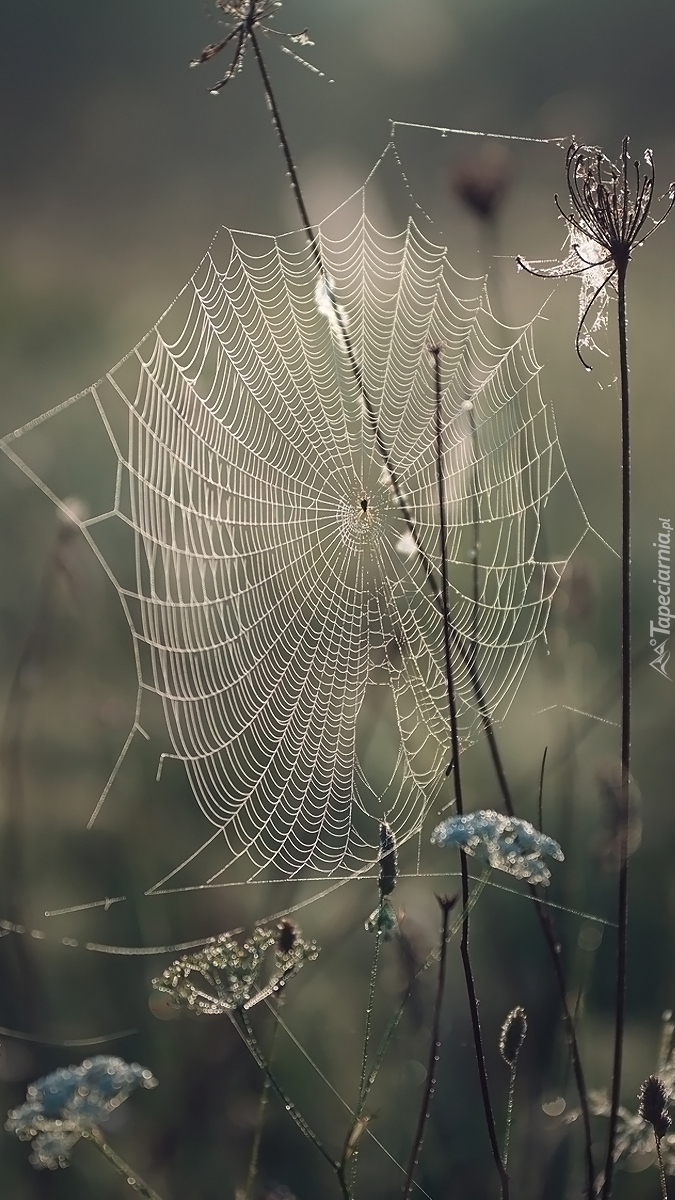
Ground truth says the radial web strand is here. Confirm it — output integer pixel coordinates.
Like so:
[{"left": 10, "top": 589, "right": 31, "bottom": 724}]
[{"left": 0, "top": 146, "right": 590, "bottom": 888}]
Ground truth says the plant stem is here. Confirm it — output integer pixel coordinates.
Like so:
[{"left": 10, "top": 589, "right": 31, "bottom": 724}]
[
  {"left": 242, "top": 1011, "right": 279, "bottom": 1200},
  {"left": 432, "top": 346, "right": 509, "bottom": 1200},
  {"left": 655, "top": 1134, "right": 668, "bottom": 1200},
  {"left": 234, "top": 1010, "right": 350, "bottom": 1200},
  {"left": 602, "top": 260, "right": 631, "bottom": 1200},
  {"left": 357, "top": 930, "right": 382, "bottom": 1111},
  {"left": 499, "top": 1070, "right": 514, "bottom": 1171},
  {"left": 402, "top": 894, "right": 455, "bottom": 1200},
  {"left": 362, "top": 874, "right": 490, "bottom": 1108},
  {"left": 537, "top": 746, "right": 548, "bottom": 832},
  {"left": 88, "top": 1127, "right": 164, "bottom": 1200},
  {"left": 348, "top": 929, "right": 382, "bottom": 1192},
  {"left": 469, "top": 404, "right": 480, "bottom": 669}
]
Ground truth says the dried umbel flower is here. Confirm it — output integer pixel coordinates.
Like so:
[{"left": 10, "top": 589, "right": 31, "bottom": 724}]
[
  {"left": 191, "top": 1, "right": 314, "bottom": 93},
  {"left": 5, "top": 1057, "right": 157, "bottom": 1170},
  {"left": 500, "top": 1006, "right": 528, "bottom": 1068},
  {"left": 562, "top": 140, "right": 669, "bottom": 271},
  {"left": 518, "top": 139, "right": 674, "bottom": 366},
  {"left": 639, "top": 1075, "right": 672, "bottom": 1141},
  {"left": 152, "top": 923, "right": 318, "bottom": 1015},
  {"left": 431, "top": 810, "right": 564, "bottom": 886}
]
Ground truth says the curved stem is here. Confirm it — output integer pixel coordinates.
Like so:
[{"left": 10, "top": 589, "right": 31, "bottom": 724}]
[
  {"left": 502, "top": 1065, "right": 517, "bottom": 1171},
  {"left": 234, "top": 1010, "right": 350, "bottom": 1200},
  {"left": 348, "top": 929, "right": 382, "bottom": 1192},
  {"left": 432, "top": 347, "right": 509, "bottom": 1200},
  {"left": 357, "top": 930, "right": 382, "bottom": 1111},
  {"left": 402, "top": 895, "right": 455, "bottom": 1200},
  {"left": 602, "top": 260, "right": 631, "bottom": 1200},
  {"left": 88, "top": 1127, "right": 164, "bottom": 1200},
  {"left": 243, "top": 1012, "right": 279, "bottom": 1199}
]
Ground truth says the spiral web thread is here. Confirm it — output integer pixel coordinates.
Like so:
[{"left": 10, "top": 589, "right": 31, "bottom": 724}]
[{"left": 0, "top": 145, "right": 589, "bottom": 891}]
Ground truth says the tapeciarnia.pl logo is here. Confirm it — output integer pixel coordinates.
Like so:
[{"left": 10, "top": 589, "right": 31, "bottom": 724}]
[{"left": 650, "top": 517, "right": 673, "bottom": 680}]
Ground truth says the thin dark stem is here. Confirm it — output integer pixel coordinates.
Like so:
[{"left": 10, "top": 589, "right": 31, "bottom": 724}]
[
  {"left": 243, "top": 1012, "right": 279, "bottom": 1200},
  {"left": 655, "top": 1135, "right": 668, "bottom": 1200},
  {"left": 602, "top": 260, "right": 631, "bottom": 1200},
  {"left": 357, "top": 930, "right": 382, "bottom": 1111},
  {"left": 88, "top": 1127, "right": 164, "bottom": 1200},
  {"left": 234, "top": 1010, "right": 349, "bottom": 1200},
  {"left": 402, "top": 895, "right": 455, "bottom": 1200},
  {"left": 537, "top": 746, "right": 548, "bottom": 832},
  {"left": 348, "top": 929, "right": 382, "bottom": 1192},
  {"left": 502, "top": 1064, "right": 517, "bottom": 1171},
  {"left": 249, "top": 28, "right": 321, "bottom": 273},
  {"left": 245, "top": 40, "right": 593, "bottom": 1191},
  {"left": 482, "top": 708, "right": 595, "bottom": 1196},
  {"left": 469, "top": 405, "right": 480, "bottom": 669},
  {"left": 432, "top": 346, "right": 509, "bottom": 1200}
]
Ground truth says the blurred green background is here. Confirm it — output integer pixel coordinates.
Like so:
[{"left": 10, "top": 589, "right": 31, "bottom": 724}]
[{"left": 1, "top": 2, "right": 675, "bottom": 1197}]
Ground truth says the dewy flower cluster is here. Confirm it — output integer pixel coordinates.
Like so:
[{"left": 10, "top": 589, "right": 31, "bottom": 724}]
[
  {"left": 6, "top": 1056, "right": 157, "bottom": 1170},
  {"left": 153, "top": 921, "right": 318, "bottom": 1016},
  {"left": 431, "top": 810, "right": 564, "bottom": 886}
]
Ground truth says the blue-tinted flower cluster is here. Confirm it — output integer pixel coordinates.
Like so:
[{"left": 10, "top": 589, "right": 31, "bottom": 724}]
[
  {"left": 431, "top": 810, "right": 564, "bottom": 886},
  {"left": 6, "top": 1056, "right": 157, "bottom": 1170}
]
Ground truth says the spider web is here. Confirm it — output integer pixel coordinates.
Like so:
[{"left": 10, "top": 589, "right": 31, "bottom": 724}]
[{"left": 0, "top": 144, "right": 589, "bottom": 891}]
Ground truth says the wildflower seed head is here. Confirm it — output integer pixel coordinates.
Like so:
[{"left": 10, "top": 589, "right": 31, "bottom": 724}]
[
  {"left": 518, "top": 138, "right": 674, "bottom": 368},
  {"left": 500, "top": 1006, "right": 528, "bottom": 1067},
  {"left": 191, "top": 1, "right": 314, "bottom": 93},
  {"left": 378, "top": 821, "right": 398, "bottom": 898},
  {"left": 431, "top": 810, "right": 564, "bottom": 886},
  {"left": 152, "top": 923, "right": 318, "bottom": 1015},
  {"left": 562, "top": 139, "right": 661, "bottom": 270},
  {"left": 638, "top": 1075, "right": 671, "bottom": 1141},
  {"left": 5, "top": 1057, "right": 157, "bottom": 1170}
]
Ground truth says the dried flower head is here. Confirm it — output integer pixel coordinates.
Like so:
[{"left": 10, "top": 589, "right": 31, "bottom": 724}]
[
  {"left": 431, "top": 810, "right": 564, "bottom": 886},
  {"left": 565, "top": 1071, "right": 675, "bottom": 1176},
  {"left": 5, "top": 1057, "right": 157, "bottom": 1170},
  {"left": 639, "top": 1075, "right": 672, "bottom": 1142},
  {"left": 191, "top": 1, "right": 315, "bottom": 93},
  {"left": 500, "top": 1006, "right": 528, "bottom": 1068},
  {"left": 152, "top": 923, "right": 318, "bottom": 1015},
  {"left": 276, "top": 919, "right": 297, "bottom": 954},
  {"left": 518, "top": 138, "right": 674, "bottom": 366}
]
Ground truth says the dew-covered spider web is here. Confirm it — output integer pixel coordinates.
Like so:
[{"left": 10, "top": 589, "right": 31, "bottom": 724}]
[{"left": 0, "top": 140, "right": 591, "bottom": 897}]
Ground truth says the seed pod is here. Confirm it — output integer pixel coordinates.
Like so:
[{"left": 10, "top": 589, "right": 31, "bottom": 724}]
[
  {"left": 500, "top": 1006, "right": 528, "bottom": 1068},
  {"left": 638, "top": 1074, "right": 671, "bottom": 1141},
  {"left": 378, "top": 822, "right": 398, "bottom": 898}
]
